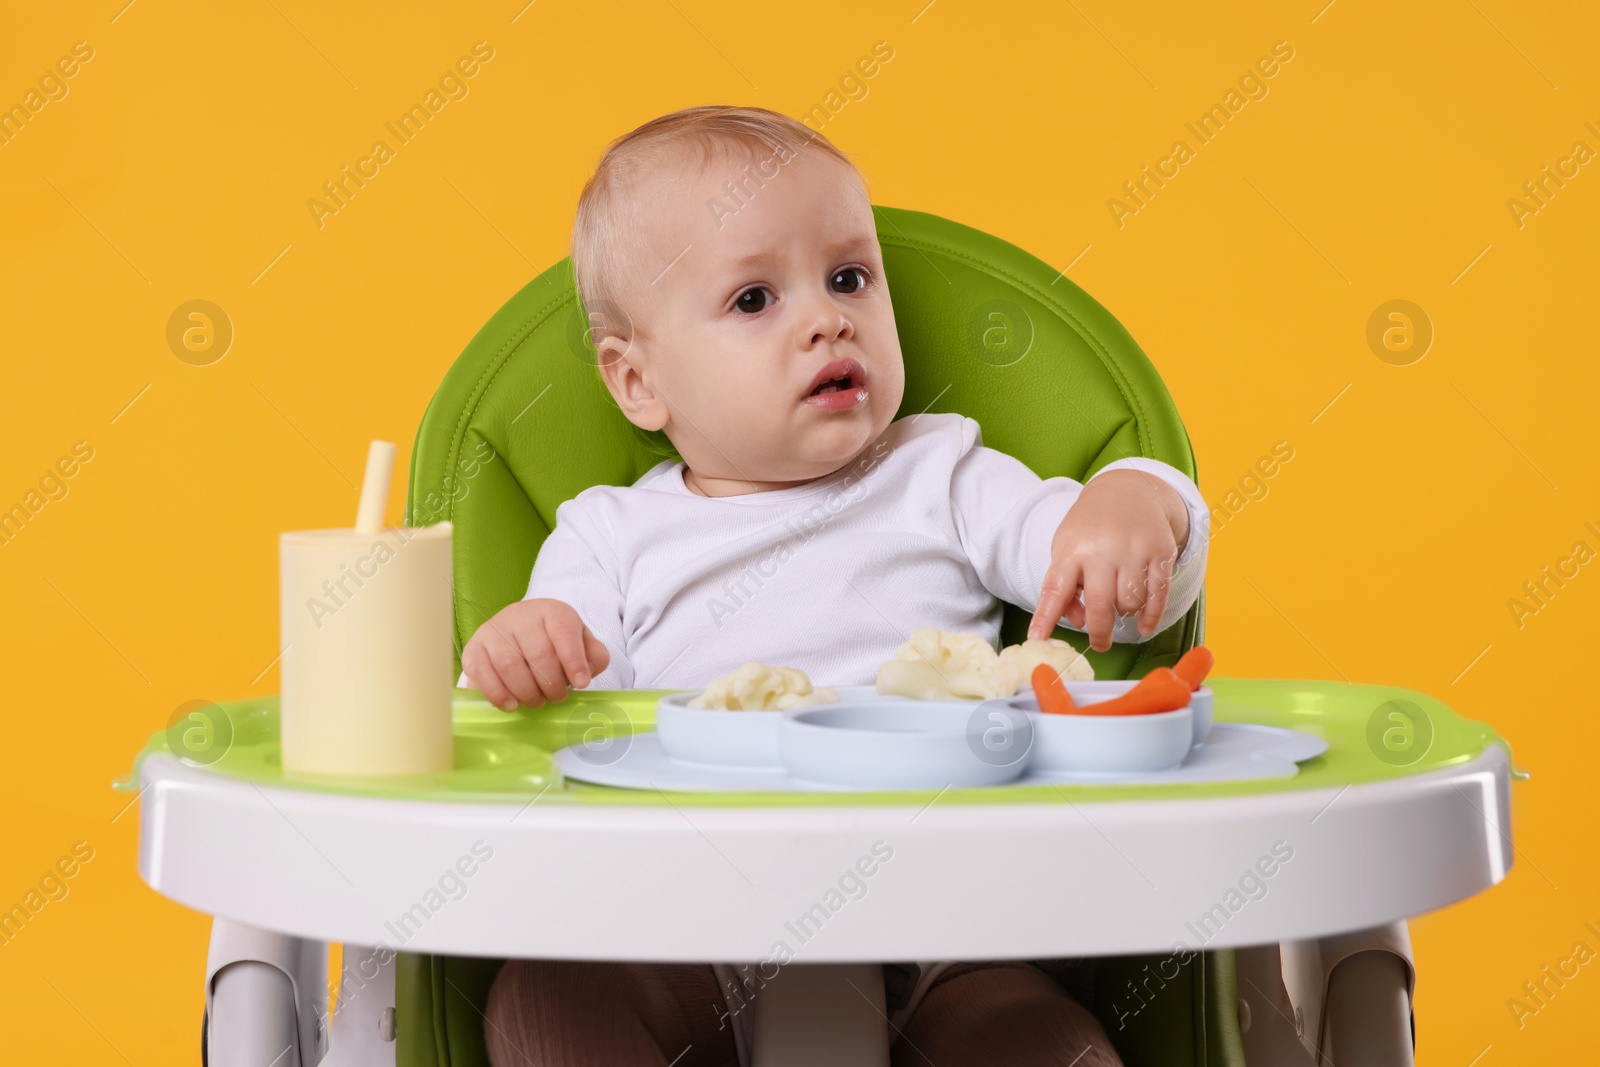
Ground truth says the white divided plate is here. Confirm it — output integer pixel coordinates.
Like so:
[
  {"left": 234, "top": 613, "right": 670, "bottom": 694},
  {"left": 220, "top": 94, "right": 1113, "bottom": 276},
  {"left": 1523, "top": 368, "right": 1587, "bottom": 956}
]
[
  {"left": 554, "top": 722, "right": 1328, "bottom": 793},
  {"left": 780, "top": 703, "right": 1031, "bottom": 790},
  {"left": 653, "top": 685, "right": 912, "bottom": 768}
]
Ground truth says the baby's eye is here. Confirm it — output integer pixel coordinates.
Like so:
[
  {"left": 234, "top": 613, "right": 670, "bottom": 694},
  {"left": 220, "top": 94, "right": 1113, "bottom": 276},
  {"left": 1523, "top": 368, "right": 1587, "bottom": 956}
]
[
  {"left": 734, "top": 287, "right": 772, "bottom": 314},
  {"left": 831, "top": 267, "right": 869, "bottom": 294}
]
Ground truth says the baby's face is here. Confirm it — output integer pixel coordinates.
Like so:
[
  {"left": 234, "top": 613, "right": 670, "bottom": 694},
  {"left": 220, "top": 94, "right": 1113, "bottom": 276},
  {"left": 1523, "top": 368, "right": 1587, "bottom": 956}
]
[{"left": 598, "top": 148, "right": 905, "bottom": 493}]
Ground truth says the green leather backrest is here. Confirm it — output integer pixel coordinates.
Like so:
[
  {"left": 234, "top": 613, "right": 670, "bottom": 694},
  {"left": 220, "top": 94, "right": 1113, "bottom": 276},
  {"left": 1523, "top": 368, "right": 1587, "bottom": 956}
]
[{"left": 406, "top": 204, "right": 1203, "bottom": 681}]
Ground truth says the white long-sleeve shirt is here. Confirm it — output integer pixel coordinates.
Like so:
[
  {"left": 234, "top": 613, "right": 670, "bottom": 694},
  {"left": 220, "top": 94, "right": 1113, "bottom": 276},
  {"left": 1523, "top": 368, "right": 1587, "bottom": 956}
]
[{"left": 458, "top": 412, "right": 1208, "bottom": 691}]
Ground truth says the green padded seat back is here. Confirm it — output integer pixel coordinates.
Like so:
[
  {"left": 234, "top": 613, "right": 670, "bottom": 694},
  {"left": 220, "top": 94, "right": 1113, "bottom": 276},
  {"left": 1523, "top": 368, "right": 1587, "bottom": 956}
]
[{"left": 408, "top": 205, "right": 1203, "bottom": 681}]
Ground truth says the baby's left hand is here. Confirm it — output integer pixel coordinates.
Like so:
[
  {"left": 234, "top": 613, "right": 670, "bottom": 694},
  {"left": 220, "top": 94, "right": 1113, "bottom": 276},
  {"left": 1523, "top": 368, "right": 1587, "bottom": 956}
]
[{"left": 1028, "top": 469, "right": 1190, "bottom": 651}]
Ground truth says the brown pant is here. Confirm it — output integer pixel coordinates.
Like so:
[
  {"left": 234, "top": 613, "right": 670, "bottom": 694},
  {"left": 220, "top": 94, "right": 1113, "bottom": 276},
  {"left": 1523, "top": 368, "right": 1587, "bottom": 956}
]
[{"left": 484, "top": 960, "right": 1124, "bottom": 1067}]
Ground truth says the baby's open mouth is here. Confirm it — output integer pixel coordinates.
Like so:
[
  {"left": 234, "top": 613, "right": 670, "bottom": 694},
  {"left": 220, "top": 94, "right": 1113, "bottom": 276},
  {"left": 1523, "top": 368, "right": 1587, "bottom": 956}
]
[{"left": 803, "top": 358, "right": 867, "bottom": 400}]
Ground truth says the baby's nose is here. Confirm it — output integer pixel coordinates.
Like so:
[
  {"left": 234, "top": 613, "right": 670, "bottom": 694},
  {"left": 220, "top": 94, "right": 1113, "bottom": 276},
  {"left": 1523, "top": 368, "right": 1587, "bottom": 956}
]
[{"left": 809, "top": 312, "right": 852, "bottom": 345}]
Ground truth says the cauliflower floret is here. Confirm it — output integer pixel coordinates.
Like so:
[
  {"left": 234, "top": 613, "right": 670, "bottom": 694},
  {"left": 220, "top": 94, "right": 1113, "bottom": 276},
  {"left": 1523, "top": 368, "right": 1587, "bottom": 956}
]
[
  {"left": 876, "top": 627, "right": 1009, "bottom": 700},
  {"left": 876, "top": 628, "right": 1097, "bottom": 700},
  {"left": 688, "top": 662, "right": 839, "bottom": 711},
  {"left": 998, "top": 637, "right": 1094, "bottom": 695}
]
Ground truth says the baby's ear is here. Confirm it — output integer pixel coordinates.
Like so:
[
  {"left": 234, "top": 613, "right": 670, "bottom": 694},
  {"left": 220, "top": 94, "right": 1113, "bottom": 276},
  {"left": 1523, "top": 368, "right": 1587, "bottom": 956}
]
[
  {"left": 592, "top": 329, "right": 630, "bottom": 370},
  {"left": 597, "top": 345, "right": 668, "bottom": 432},
  {"left": 586, "top": 296, "right": 636, "bottom": 373}
]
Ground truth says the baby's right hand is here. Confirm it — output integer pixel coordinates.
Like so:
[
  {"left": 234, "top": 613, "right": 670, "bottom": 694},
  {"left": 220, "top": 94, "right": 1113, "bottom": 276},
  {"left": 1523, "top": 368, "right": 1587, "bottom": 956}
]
[{"left": 460, "top": 598, "right": 610, "bottom": 711}]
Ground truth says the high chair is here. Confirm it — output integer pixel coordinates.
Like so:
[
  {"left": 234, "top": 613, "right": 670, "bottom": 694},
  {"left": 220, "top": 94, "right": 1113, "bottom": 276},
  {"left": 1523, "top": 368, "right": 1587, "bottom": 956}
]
[{"left": 137, "top": 206, "right": 1514, "bottom": 1067}]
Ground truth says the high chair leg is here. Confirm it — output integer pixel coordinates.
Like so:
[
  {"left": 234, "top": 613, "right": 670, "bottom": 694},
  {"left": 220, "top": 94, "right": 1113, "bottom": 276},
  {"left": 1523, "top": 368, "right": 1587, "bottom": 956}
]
[
  {"left": 209, "top": 961, "right": 303, "bottom": 1067},
  {"left": 204, "top": 918, "right": 327, "bottom": 1066},
  {"left": 1280, "top": 922, "right": 1415, "bottom": 1066},
  {"left": 1323, "top": 951, "right": 1413, "bottom": 1067}
]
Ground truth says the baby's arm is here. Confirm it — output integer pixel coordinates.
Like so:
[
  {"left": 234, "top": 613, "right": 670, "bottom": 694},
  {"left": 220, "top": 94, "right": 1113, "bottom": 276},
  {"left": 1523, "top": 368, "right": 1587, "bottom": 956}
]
[
  {"left": 948, "top": 419, "right": 1208, "bottom": 652},
  {"left": 459, "top": 497, "right": 631, "bottom": 708}
]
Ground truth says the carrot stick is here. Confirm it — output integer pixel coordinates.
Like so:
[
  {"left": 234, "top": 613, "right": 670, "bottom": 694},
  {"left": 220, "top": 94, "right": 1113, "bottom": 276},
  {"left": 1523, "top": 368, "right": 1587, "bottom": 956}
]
[
  {"left": 1079, "top": 667, "right": 1191, "bottom": 717},
  {"left": 1174, "top": 646, "right": 1214, "bottom": 691},
  {"left": 1030, "top": 663, "right": 1076, "bottom": 715}
]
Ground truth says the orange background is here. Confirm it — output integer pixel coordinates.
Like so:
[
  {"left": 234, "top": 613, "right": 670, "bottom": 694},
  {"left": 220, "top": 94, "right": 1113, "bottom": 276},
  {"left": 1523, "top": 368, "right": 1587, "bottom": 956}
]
[{"left": 2, "top": 0, "right": 1596, "bottom": 1061}]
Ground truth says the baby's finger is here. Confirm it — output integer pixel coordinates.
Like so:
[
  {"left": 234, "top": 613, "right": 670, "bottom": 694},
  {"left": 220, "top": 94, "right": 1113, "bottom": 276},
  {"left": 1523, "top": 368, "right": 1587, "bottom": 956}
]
[
  {"left": 1062, "top": 586, "right": 1088, "bottom": 630},
  {"left": 487, "top": 635, "right": 546, "bottom": 709},
  {"left": 460, "top": 646, "right": 496, "bottom": 703},
  {"left": 1139, "top": 555, "right": 1173, "bottom": 636},
  {"left": 1113, "top": 566, "right": 1147, "bottom": 618},
  {"left": 461, "top": 645, "right": 511, "bottom": 710},
  {"left": 516, "top": 630, "right": 571, "bottom": 704},
  {"left": 1030, "top": 559, "right": 1082, "bottom": 640},
  {"left": 582, "top": 626, "right": 611, "bottom": 680},
  {"left": 1081, "top": 564, "right": 1118, "bottom": 652},
  {"left": 546, "top": 615, "right": 593, "bottom": 689}
]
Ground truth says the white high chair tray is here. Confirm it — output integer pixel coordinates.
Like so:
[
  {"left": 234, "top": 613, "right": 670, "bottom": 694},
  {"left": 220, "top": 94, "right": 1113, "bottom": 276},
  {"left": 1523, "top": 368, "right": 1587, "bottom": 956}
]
[
  {"left": 554, "top": 722, "right": 1328, "bottom": 793},
  {"left": 130, "top": 680, "right": 1514, "bottom": 962}
]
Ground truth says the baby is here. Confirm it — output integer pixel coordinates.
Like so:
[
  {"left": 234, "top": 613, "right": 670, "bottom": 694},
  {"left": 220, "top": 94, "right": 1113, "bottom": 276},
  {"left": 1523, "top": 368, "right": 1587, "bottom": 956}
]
[{"left": 461, "top": 106, "right": 1208, "bottom": 1067}]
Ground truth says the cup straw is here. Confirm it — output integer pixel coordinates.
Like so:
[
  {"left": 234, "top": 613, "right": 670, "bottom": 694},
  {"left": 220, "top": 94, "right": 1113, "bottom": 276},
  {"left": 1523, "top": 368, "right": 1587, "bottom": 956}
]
[{"left": 354, "top": 440, "right": 397, "bottom": 533}]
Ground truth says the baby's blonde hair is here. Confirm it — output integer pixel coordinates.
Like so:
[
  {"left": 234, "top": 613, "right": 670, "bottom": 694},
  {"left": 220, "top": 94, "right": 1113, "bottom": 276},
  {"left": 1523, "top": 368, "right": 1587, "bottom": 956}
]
[{"left": 571, "top": 105, "right": 865, "bottom": 343}]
